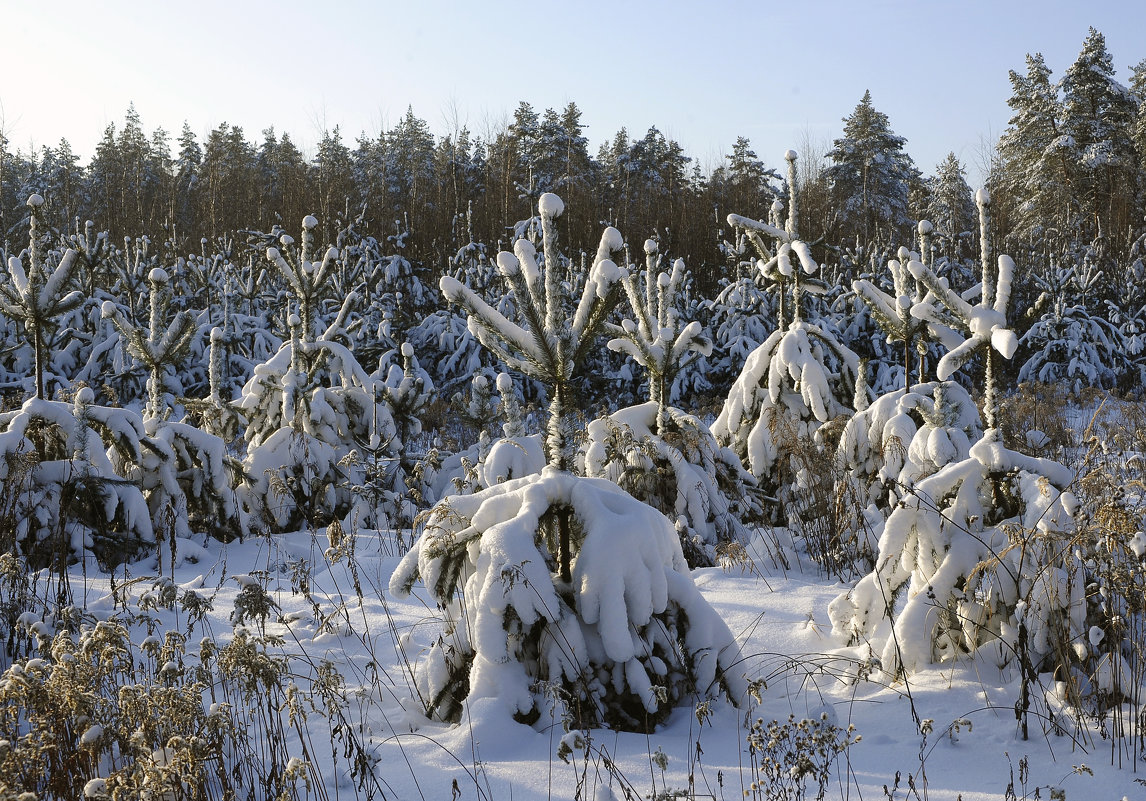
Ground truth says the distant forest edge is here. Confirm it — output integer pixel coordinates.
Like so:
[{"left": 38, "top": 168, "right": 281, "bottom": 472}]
[{"left": 0, "top": 30, "right": 1141, "bottom": 286}]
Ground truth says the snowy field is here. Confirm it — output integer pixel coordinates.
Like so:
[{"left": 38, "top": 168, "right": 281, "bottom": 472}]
[{"left": 35, "top": 523, "right": 1141, "bottom": 801}]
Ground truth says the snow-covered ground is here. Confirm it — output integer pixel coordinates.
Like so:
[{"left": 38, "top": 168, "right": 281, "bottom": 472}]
[{"left": 43, "top": 526, "right": 1144, "bottom": 800}]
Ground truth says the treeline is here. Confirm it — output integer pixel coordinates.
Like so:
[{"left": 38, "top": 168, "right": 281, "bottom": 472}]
[
  {"left": 0, "top": 102, "right": 775, "bottom": 296},
  {"left": 1, "top": 28, "right": 1145, "bottom": 298}
]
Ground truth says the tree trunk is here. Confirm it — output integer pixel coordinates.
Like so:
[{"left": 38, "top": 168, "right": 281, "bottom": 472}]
[{"left": 34, "top": 323, "right": 45, "bottom": 401}]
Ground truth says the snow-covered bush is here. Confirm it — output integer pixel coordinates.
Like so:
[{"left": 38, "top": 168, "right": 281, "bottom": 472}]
[
  {"left": 391, "top": 468, "right": 746, "bottom": 731},
  {"left": 0, "top": 390, "right": 154, "bottom": 567},
  {"left": 405, "top": 211, "right": 508, "bottom": 395},
  {"left": 850, "top": 223, "right": 963, "bottom": 390},
  {"left": 829, "top": 430, "right": 1080, "bottom": 676},
  {"left": 699, "top": 271, "right": 775, "bottom": 398},
  {"left": 239, "top": 215, "right": 401, "bottom": 532},
  {"left": 582, "top": 402, "right": 761, "bottom": 567},
  {"left": 392, "top": 193, "right": 746, "bottom": 731},
  {"left": 1106, "top": 231, "right": 1146, "bottom": 391},
  {"left": 830, "top": 190, "right": 1084, "bottom": 681},
  {"left": 713, "top": 208, "right": 860, "bottom": 500},
  {"left": 1019, "top": 251, "right": 1118, "bottom": 392},
  {"left": 370, "top": 341, "right": 438, "bottom": 521},
  {"left": 0, "top": 195, "right": 84, "bottom": 401},
  {"left": 588, "top": 240, "right": 760, "bottom": 566},
  {"left": 237, "top": 316, "right": 396, "bottom": 531},
  {"left": 438, "top": 372, "right": 544, "bottom": 498},
  {"left": 837, "top": 381, "right": 982, "bottom": 512}
]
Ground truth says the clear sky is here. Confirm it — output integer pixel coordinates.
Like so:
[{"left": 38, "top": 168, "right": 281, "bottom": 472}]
[{"left": 2, "top": 0, "right": 1143, "bottom": 186}]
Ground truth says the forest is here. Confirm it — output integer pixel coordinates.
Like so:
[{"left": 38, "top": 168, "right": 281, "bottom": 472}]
[{"left": 0, "top": 25, "right": 1145, "bottom": 801}]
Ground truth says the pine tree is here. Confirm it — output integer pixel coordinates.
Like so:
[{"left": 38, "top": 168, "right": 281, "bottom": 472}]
[
  {"left": 100, "top": 259, "right": 195, "bottom": 420},
  {"left": 311, "top": 127, "right": 354, "bottom": 240},
  {"left": 923, "top": 153, "right": 976, "bottom": 260},
  {"left": 825, "top": 91, "right": 919, "bottom": 244},
  {"left": 589, "top": 239, "right": 762, "bottom": 566},
  {"left": 508, "top": 101, "right": 542, "bottom": 203},
  {"left": 392, "top": 194, "right": 746, "bottom": 730},
  {"left": 606, "top": 240, "right": 712, "bottom": 432},
  {"left": 714, "top": 154, "right": 861, "bottom": 504},
  {"left": 1059, "top": 28, "right": 1139, "bottom": 240},
  {"left": 439, "top": 193, "right": 625, "bottom": 483},
  {"left": 0, "top": 195, "right": 84, "bottom": 399},
  {"left": 909, "top": 189, "right": 1018, "bottom": 428},
  {"left": 384, "top": 107, "right": 436, "bottom": 221},
  {"left": 830, "top": 192, "right": 1082, "bottom": 695},
  {"left": 711, "top": 136, "right": 781, "bottom": 221},
  {"left": 198, "top": 123, "right": 258, "bottom": 238},
  {"left": 994, "top": 53, "right": 1072, "bottom": 241},
  {"left": 1131, "top": 59, "right": 1146, "bottom": 179},
  {"left": 264, "top": 215, "right": 339, "bottom": 343}
]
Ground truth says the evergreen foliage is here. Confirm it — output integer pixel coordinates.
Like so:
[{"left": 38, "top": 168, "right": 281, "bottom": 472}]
[
  {"left": 824, "top": 91, "right": 920, "bottom": 245},
  {"left": 392, "top": 194, "right": 746, "bottom": 731}
]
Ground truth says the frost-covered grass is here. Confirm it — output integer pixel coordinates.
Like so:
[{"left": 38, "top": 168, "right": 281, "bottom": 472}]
[{"left": 2, "top": 501, "right": 1143, "bottom": 800}]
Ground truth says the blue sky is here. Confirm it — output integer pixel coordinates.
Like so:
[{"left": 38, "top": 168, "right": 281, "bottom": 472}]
[{"left": 2, "top": 0, "right": 1143, "bottom": 186}]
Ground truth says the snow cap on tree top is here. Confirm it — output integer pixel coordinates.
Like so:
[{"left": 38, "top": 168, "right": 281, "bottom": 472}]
[
  {"left": 784, "top": 149, "right": 798, "bottom": 162},
  {"left": 590, "top": 259, "right": 624, "bottom": 298},
  {"left": 74, "top": 386, "right": 94, "bottom": 407},
  {"left": 538, "top": 192, "right": 564, "bottom": 218},
  {"left": 401, "top": 342, "right": 414, "bottom": 358},
  {"left": 279, "top": 234, "right": 295, "bottom": 246},
  {"left": 288, "top": 312, "right": 301, "bottom": 327},
  {"left": 975, "top": 187, "right": 990, "bottom": 205},
  {"left": 99, "top": 301, "right": 117, "bottom": 318},
  {"left": 26, "top": 194, "right": 44, "bottom": 208},
  {"left": 211, "top": 326, "right": 224, "bottom": 343},
  {"left": 643, "top": 239, "right": 658, "bottom": 255},
  {"left": 495, "top": 250, "right": 520, "bottom": 277},
  {"left": 149, "top": 267, "right": 169, "bottom": 284},
  {"left": 596, "top": 227, "right": 624, "bottom": 263},
  {"left": 918, "top": 220, "right": 934, "bottom": 235},
  {"left": 302, "top": 215, "right": 319, "bottom": 230},
  {"left": 496, "top": 372, "right": 513, "bottom": 393},
  {"left": 771, "top": 198, "right": 785, "bottom": 214},
  {"left": 473, "top": 374, "right": 488, "bottom": 391}
]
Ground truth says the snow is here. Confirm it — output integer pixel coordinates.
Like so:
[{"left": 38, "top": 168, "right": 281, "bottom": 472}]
[
  {"left": 538, "top": 192, "right": 565, "bottom": 218},
  {"left": 20, "top": 529, "right": 1140, "bottom": 801}
]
